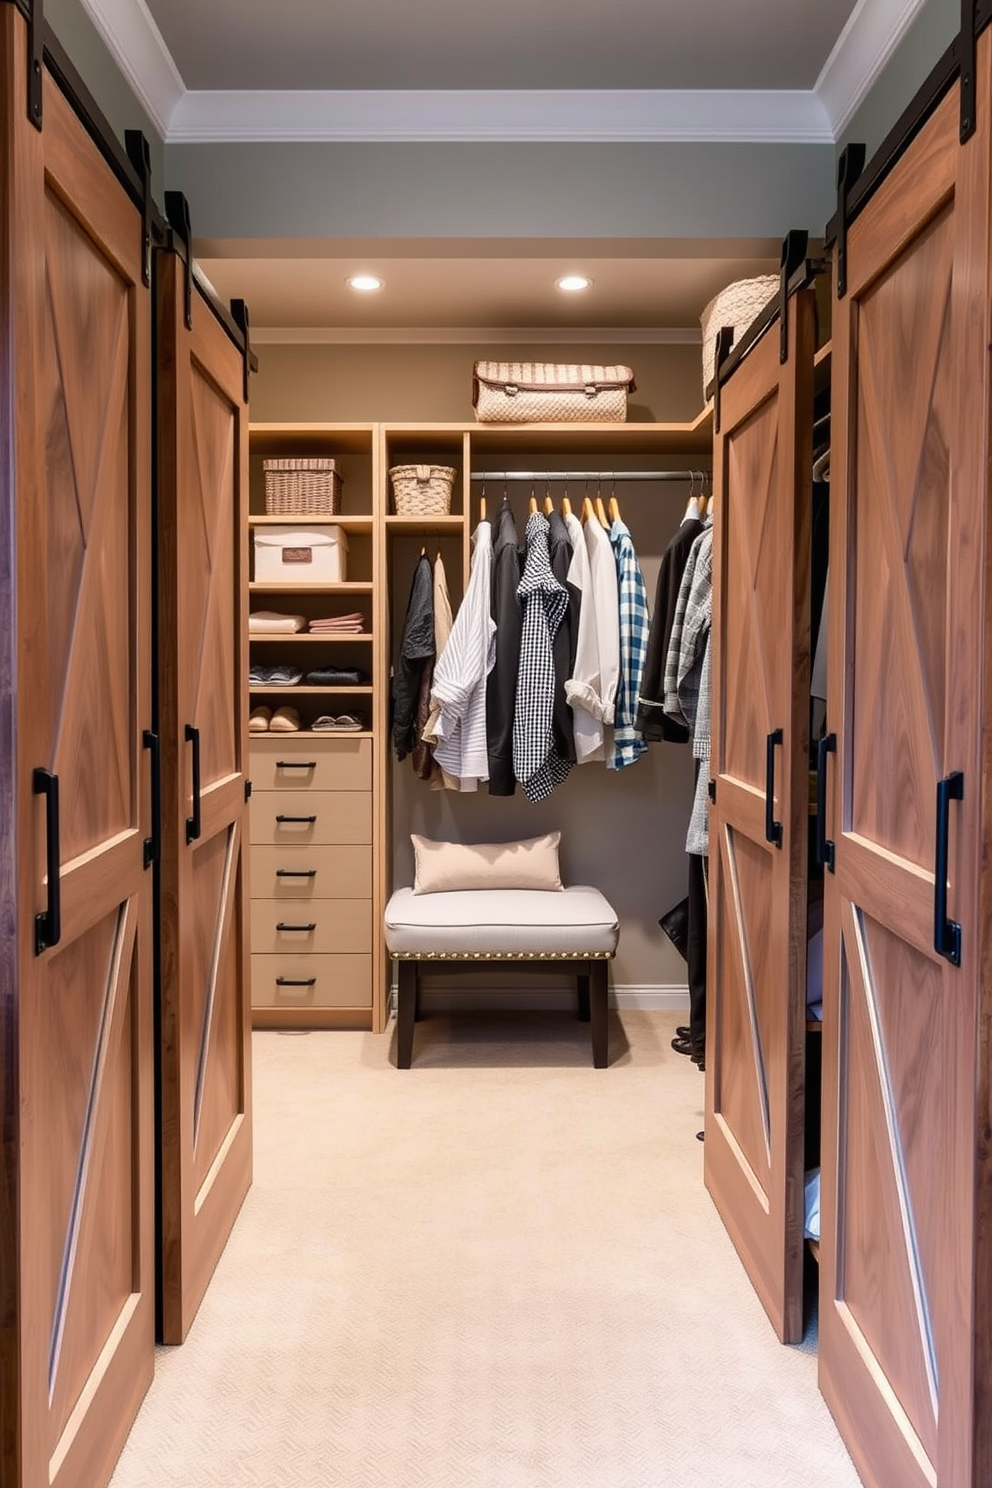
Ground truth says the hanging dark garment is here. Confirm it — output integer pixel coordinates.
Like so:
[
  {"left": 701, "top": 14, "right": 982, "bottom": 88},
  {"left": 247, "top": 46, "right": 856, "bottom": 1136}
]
[
  {"left": 548, "top": 509, "right": 578, "bottom": 768},
  {"left": 486, "top": 500, "right": 523, "bottom": 795},
  {"left": 391, "top": 553, "right": 435, "bottom": 761},
  {"left": 634, "top": 515, "right": 703, "bottom": 742}
]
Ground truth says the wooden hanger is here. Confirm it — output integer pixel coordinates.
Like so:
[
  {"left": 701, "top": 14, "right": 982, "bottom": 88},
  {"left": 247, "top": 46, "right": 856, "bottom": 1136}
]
[
  {"left": 608, "top": 495, "right": 620, "bottom": 525},
  {"left": 595, "top": 495, "right": 609, "bottom": 528},
  {"left": 543, "top": 494, "right": 554, "bottom": 515},
  {"left": 581, "top": 496, "right": 594, "bottom": 524},
  {"left": 528, "top": 495, "right": 538, "bottom": 515},
  {"left": 561, "top": 495, "right": 572, "bottom": 518},
  {"left": 479, "top": 494, "right": 486, "bottom": 522}
]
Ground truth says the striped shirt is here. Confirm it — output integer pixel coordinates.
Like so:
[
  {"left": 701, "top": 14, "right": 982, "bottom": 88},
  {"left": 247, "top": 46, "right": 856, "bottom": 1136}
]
[
  {"left": 431, "top": 521, "right": 496, "bottom": 790},
  {"left": 514, "top": 512, "right": 572, "bottom": 802}
]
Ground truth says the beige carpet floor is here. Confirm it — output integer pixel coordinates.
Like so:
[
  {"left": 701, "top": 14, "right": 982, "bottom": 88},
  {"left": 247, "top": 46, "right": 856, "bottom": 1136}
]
[{"left": 110, "top": 1011, "right": 862, "bottom": 1488}]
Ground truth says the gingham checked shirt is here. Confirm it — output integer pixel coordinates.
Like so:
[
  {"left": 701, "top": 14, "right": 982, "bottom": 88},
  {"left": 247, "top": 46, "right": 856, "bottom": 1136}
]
[
  {"left": 513, "top": 512, "right": 572, "bottom": 802},
  {"left": 608, "top": 518, "right": 649, "bottom": 770}
]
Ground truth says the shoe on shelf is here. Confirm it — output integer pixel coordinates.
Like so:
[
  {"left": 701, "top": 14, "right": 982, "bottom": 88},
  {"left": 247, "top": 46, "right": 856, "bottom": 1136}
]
[
  {"left": 269, "top": 706, "right": 301, "bottom": 733},
  {"left": 249, "top": 706, "right": 271, "bottom": 733}
]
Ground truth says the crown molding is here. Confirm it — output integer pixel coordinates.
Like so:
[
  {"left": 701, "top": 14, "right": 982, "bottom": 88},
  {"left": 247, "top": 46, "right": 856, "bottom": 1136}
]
[
  {"left": 815, "top": 0, "right": 929, "bottom": 136},
  {"left": 250, "top": 326, "right": 703, "bottom": 345},
  {"left": 78, "top": 0, "right": 184, "bottom": 137},
  {"left": 168, "top": 89, "right": 832, "bottom": 144},
  {"left": 76, "top": 0, "right": 927, "bottom": 146}
]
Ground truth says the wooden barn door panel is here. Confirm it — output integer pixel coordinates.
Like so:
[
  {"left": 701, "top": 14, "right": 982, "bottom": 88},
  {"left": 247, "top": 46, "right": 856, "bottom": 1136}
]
[
  {"left": 820, "top": 63, "right": 986, "bottom": 1488},
  {"left": 3, "top": 13, "right": 155, "bottom": 1487},
  {"left": 705, "top": 288, "right": 814, "bottom": 1345},
  {"left": 157, "top": 252, "right": 251, "bottom": 1345}
]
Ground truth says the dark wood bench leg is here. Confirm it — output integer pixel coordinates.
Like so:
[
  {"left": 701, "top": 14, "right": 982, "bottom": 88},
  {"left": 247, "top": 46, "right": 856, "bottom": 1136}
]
[
  {"left": 397, "top": 959, "right": 418, "bottom": 1068},
  {"left": 576, "top": 967, "right": 591, "bottom": 1022},
  {"left": 590, "top": 958, "right": 609, "bottom": 1068}
]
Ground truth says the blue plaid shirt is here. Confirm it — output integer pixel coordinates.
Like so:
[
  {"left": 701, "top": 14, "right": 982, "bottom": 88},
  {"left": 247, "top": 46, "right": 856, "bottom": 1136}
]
[{"left": 608, "top": 519, "right": 649, "bottom": 770}]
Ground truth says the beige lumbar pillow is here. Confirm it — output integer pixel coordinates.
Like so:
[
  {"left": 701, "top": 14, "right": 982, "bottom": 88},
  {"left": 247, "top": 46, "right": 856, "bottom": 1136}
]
[{"left": 411, "top": 832, "right": 563, "bottom": 894}]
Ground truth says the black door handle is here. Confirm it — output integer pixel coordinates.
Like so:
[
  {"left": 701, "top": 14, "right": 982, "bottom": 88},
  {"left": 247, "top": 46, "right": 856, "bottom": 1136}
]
[
  {"left": 765, "top": 729, "right": 784, "bottom": 848},
  {"left": 185, "top": 724, "right": 201, "bottom": 844},
  {"left": 816, "top": 733, "right": 836, "bottom": 872},
  {"left": 934, "top": 771, "right": 963, "bottom": 966},
  {"left": 143, "top": 729, "right": 160, "bottom": 868},
  {"left": 275, "top": 760, "right": 316, "bottom": 771},
  {"left": 33, "top": 768, "right": 61, "bottom": 955},
  {"left": 276, "top": 977, "right": 317, "bottom": 988},
  {"left": 275, "top": 814, "right": 317, "bottom": 824},
  {"left": 276, "top": 868, "right": 317, "bottom": 878},
  {"left": 276, "top": 922, "right": 317, "bottom": 932}
]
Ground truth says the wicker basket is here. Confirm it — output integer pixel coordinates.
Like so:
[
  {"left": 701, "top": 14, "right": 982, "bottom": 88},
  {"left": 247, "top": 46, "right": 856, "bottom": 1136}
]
[
  {"left": 700, "top": 275, "right": 779, "bottom": 396},
  {"left": 389, "top": 464, "right": 456, "bottom": 516},
  {"left": 263, "top": 457, "right": 342, "bottom": 517}
]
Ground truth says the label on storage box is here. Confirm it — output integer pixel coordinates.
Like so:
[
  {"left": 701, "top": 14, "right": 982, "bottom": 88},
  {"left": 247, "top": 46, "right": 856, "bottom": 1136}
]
[{"left": 281, "top": 547, "right": 313, "bottom": 564}]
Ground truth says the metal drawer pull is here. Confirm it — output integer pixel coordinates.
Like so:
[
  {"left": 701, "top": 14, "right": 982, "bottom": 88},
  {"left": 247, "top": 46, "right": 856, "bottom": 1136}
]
[
  {"left": 276, "top": 814, "right": 317, "bottom": 824},
  {"left": 934, "top": 771, "right": 963, "bottom": 966},
  {"left": 276, "top": 977, "right": 317, "bottom": 988},
  {"left": 765, "top": 728, "right": 784, "bottom": 848},
  {"left": 276, "top": 760, "right": 316, "bottom": 770},
  {"left": 276, "top": 868, "right": 317, "bottom": 878},
  {"left": 33, "top": 768, "right": 61, "bottom": 955},
  {"left": 276, "top": 922, "right": 317, "bottom": 932}
]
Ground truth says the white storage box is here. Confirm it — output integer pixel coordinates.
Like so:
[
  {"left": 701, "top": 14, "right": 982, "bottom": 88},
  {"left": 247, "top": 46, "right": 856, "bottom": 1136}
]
[{"left": 254, "top": 525, "right": 348, "bottom": 584}]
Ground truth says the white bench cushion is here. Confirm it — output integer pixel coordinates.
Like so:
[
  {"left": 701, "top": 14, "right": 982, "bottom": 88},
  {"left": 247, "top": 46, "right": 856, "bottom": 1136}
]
[{"left": 384, "top": 885, "right": 619, "bottom": 957}]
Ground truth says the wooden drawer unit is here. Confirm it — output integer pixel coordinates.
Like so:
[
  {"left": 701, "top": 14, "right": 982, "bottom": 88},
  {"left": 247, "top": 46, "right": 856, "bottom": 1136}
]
[
  {"left": 250, "top": 737, "right": 372, "bottom": 792},
  {"left": 251, "top": 844, "right": 373, "bottom": 899},
  {"left": 251, "top": 953, "right": 373, "bottom": 1009},
  {"left": 250, "top": 788, "right": 371, "bottom": 846},
  {"left": 250, "top": 898, "right": 372, "bottom": 955}
]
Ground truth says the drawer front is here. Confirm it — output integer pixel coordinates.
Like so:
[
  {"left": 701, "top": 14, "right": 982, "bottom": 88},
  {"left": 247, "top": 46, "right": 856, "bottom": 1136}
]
[
  {"left": 251, "top": 845, "right": 372, "bottom": 899},
  {"left": 250, "top": 789, "right": 371, "bottom": 846},
  {"left": 251, "top": 953, "right": 372, "bottom": 1009},
  {"left": 250, "top": 898, "right": 372, "bottom": 955},
  {"left": 250, "top": 737, "right": 371, "bottom": 792}
]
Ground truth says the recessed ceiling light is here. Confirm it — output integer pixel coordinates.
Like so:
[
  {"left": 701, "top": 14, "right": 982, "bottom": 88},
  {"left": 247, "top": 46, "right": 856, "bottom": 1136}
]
[
  {"left": 347, "top": 274, "right": 384, "bottom": 292},
  {"left": 556, "top": 275, "right": 592, "bottom": 292}
]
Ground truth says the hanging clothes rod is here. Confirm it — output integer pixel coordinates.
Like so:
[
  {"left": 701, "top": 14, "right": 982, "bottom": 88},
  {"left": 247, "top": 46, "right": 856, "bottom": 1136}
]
[{"left": 469, "top": 469, "right": 708, "bottom": 483}]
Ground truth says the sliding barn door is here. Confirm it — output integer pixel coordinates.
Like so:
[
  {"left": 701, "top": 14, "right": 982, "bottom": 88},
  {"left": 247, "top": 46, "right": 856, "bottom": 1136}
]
[
  {"left": 705, "top": 288, "right": 814, "bottom": 1343},
  {"left": 819, "top": 54, "right": 989, "bottom": 1488},
  {"left": 156, "top": 249, "right": 252, "bottom": 1344},
  {"left": 1, "top": 11, "right": 154, "bottom": 1487}
]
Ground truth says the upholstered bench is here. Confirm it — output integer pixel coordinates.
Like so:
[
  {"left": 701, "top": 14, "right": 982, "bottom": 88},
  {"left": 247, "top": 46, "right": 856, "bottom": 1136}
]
[{"left": 384, "top": 886, "right": 620, "bottom": 1068}]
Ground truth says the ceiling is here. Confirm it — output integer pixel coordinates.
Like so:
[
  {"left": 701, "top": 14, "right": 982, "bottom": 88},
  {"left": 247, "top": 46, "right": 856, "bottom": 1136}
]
[
  {"left": 195, "top": 238, "right": 782, "bottom": 336},
  {"left": 76, "top": 0, "right": 910, "bottom": 331},
  {"left": 144, "top": 0, "right": 859, "bottom": 93}
]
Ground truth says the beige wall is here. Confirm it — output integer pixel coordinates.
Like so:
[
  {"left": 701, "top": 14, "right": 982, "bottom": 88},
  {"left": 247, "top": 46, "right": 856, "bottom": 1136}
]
[
  {"left": 249, "top": 341, "right": 705, "bottom": 426},
  {"left": 252, "top": 339, "right": 703, "bottom": 995}
]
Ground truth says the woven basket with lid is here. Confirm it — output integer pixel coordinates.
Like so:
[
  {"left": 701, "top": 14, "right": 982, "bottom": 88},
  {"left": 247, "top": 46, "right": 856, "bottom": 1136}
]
[
  {"left": 389, "top": 464, "right": 456, "bottom": 516},
  {"left": 263, "top": 457, "right": 342, "bottom": 516}
]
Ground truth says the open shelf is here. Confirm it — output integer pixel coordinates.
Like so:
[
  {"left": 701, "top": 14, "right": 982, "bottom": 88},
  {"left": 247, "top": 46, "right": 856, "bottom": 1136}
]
[
  {"left": 249, "top": 582, "right": 374, "bottom": 594},
  {"left": 251, "top": 730, "right": 374, "bottom": 740},
  {"left": 249, "top": 515, "right": 374, "bottom": 533},
  {"left": 248, "top": 632, "right": 374, "bottom": 643},
  {"left": 249, "top": 685, "right": 374, "bottom": 695},
  {"left": 385, "top": 515, "right": 464, "bottom": 530}
]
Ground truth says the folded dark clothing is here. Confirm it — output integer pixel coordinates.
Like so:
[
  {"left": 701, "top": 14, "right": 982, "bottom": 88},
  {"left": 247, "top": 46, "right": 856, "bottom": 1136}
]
[{"left": 305, "top": 668, "right": 368, "bottom": 686}]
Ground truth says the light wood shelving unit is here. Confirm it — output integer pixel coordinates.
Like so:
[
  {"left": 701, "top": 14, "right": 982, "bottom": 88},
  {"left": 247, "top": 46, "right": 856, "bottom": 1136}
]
[{"left": 245, "top": 411, "right": 712, "bottom": 1037}]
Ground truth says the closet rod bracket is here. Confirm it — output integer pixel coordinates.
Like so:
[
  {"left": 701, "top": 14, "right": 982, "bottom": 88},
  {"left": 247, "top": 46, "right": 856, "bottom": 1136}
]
[{"left": 835, "top": 143, "right": 867, "bottom": 300}]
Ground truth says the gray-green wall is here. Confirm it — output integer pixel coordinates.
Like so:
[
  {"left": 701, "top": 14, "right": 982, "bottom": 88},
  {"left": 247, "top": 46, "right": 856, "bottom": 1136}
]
[{"left": 840, "top": 0, "right": 959, "bottom": 159}]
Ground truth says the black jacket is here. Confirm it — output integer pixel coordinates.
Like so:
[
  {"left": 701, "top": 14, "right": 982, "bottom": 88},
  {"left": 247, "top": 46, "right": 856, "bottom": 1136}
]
[
  {"left": 486, "top": 501, "right": 523, "bottom": 794},
  {"left": 391, "top": 554, "right": 434, "bottom": 760},
  {"left": 634, "top": 516, "right": 703, "bottom": 743},
  {"left": 548, "top": 509, "right": 578, "bottom": 766}
]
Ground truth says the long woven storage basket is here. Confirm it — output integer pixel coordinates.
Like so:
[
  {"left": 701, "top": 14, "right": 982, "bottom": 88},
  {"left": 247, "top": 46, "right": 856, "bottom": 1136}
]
[
  {"left": 389, "top": 464, "right": 456, "bottom": 516},
  {"left": 472, "top": 361, "right": 634, "bottom": 424},
  {"left": 699, "top": 276, "right": 779, "bottom": 396},
  {"left": 263, "top": 457, "right": 342, "bottom": 516}
]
